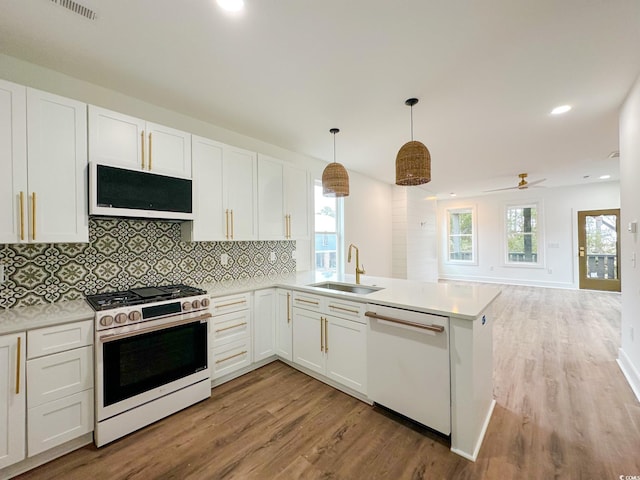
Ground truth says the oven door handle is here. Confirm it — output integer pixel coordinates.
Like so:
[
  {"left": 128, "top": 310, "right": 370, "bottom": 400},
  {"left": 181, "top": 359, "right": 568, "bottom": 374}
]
[{"left": 99, "top": 312, "right": 212, "bottom": 343}]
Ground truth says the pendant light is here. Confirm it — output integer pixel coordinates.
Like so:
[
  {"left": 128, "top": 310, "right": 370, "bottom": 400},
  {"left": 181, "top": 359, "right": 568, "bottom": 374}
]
[
  {"left": 395, "top": 98, "right": 431, "bottom": 186},
  {"left": 322, "top": 128, "right": 350, "bottom": 197}
]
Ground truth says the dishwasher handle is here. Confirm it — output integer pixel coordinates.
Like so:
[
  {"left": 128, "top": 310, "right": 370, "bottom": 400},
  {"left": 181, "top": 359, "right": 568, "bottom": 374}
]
[{"left": 365, "top": 311, "right": 445, "bottom": 333}]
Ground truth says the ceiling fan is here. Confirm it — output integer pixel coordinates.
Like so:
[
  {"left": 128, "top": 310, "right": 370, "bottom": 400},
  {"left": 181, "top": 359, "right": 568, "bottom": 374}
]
[{"left": 485, "top": 173, "right": 546, "bottom": 192}]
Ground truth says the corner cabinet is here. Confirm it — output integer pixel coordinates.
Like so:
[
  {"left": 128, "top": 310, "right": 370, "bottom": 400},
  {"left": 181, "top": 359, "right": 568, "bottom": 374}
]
[
  {"left": 275, "top": 289, "right": 293, "bottom": 361},
  {"left": 0, "top": 79, "right": 88, "bottom": 244},
  {"left": 0, "top": 332, "right": 26, "bottom": 470},
  {"left": 182, "top": 136, "right": 257, "bottom": 241},
  {"left": 253, "top": 289, "right": 276, "bottom": 362},
  {"left": 88, "top": 105, "right": 191, "bottom": 178}
]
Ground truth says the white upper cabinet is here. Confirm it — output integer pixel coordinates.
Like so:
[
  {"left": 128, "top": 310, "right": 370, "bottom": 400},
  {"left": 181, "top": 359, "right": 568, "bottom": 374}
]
[
  {"left": 257, "top": 155, "right": 285, "bottom": 240},
  {"left": 0, "top": 80, "right": 27, "bottom": 245},
  {"left": 257, "top": 154, "right": 310, "bottom": 243},
  {"left": 88, "top": 105, "right": 191, "bottom": 178},
  {"left": 0, "top": 80, "right": 88, "bottom": 244},
  {"left": 224, "top": 145, "right": 258, "bottom": 241},
  {"left": 182, "top": 137, "right": 257, "bottom": 241}
]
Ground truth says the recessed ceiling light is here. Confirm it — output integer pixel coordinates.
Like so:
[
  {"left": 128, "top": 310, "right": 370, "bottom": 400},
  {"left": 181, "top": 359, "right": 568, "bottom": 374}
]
[
  {"left": 550, "top": 105, "right": 572, "bottom": 115},
  {"left": 599, "top": 174, "right": 611, "bottom": 180},
  {"left": 217, "top": 0, "right": 244, "bottom": 12},
  {"left": 450, "top": 193, "right": 457, "bottom": 197}
]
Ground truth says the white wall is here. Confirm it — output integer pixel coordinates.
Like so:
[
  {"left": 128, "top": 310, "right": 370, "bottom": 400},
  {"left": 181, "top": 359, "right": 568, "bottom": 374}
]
[
  {"left": 619, "top": 74, "right": 640, "bottom": 401},
  {"left": 343, "top": 172, "right": 393, "bottom": 277},
  {"left": 437, "top": 182, "right": 620, "bottom": 288},
  {"left": 392, "top": 187, "right": 438, "bottom": 282},
  {"left": 0, "top": 53, "right": 395, "bottom": 276}
]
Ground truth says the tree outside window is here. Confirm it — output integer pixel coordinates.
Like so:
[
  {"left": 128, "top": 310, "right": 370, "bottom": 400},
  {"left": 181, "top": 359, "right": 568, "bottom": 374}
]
[
  {"left": 314, "top": 183, "right": 340, "bottom": 274},
  {"left": 506, "top": 204, "right": 540, "bottom": 264},
  {"left": 447, "top": 207, "right": 476, "bottom": 263}
]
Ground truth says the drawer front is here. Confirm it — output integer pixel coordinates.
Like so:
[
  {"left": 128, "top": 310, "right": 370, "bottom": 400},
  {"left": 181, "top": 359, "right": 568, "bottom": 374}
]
[
  {"left": 28, "top": 320, "right": 93, "bottom": 359},
  {"left": 27, "top": 346, "right": 93, "bottom": 408},
  {"left": 210, "top": 339, "right": 252, "bottom": 380},
  {"left": 292, "top": 291, "right": 323, "bottom": 312},
  {"left": 210, "top": 293, "right": 251, "bottom": 316},
  {"left": 211, "top": 310, "right": 251, "bottom": 347},
  {"left": 325, "top": 298, "right": 366, "bottom": 323},
  {"left": 27, "top": 389, "right": 94, "bottom": 457}
]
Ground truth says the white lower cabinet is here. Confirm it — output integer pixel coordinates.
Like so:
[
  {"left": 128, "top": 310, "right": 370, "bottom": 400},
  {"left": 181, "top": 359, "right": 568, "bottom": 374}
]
[
  {"left": 210, "top": 293, "right": 253, "bottom": 380},
  {"left": 292, "top": 296, "right": 367, "bottom": 395},
  {"left": 275, "top": 289, "right": 293, "bottom": 361},
  {"left": 254, "top": 289, "right": 276, "bottom": 362},
  {"left": 26, "top": 321, "right": 93, "bottom": 457},
  {"left": 0, "top": 332, "right": 26, "bottom": 470}
]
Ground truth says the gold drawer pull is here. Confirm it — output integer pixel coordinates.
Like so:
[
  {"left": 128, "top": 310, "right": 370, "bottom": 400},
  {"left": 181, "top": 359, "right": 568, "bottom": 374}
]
[
  {"left": 215, "top": 322, "right": 247, "bottom": 333},
  {"left": 329, "top": 304, "right": 359, "bottom": 314},
  {"left": 15, "top": 336, "right": 21, "bottom": 394},
  {"left": 215, "top": 350, "right": 247, "bottom": 364},
  {"left": 215, "top": 299, "right": 247, "bottom": 309},
  {"left": 295, "top": 298, "right": 319, "bottom": 306},
  {"left": 365, "top": 312, "right": 445, "bottom": 333}
]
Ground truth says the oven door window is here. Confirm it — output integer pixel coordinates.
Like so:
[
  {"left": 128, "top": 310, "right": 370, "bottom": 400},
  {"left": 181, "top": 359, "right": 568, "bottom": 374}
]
[{"left": 102, "top": 321, "right": 208, "bottom": 407}]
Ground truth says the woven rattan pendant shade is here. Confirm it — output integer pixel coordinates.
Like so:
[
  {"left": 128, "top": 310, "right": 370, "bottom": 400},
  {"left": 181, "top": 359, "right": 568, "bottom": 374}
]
[
  {"left": 396, "top": 140, "right": 431, "bottom": 185},
  {"left": 395, "top": 98, "right": 431, "bottom": 186},
  {"left": 322, "top": 128, "right": 350, "bottom": 197}
]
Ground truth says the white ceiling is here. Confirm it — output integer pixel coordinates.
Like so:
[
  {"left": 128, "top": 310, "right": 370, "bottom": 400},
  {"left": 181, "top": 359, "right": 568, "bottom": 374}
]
[{"left": 1, "top": 0, "right": 639, "bottom": 197}]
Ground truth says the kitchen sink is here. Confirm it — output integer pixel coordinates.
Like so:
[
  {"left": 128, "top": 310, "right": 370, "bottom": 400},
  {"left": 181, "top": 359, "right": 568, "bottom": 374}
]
[{"left": 310, "top": 281, "right": 383, "bottom": 295}]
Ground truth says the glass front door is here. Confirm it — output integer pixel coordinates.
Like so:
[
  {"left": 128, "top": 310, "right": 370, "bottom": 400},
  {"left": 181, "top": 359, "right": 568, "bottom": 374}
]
[{"left": 577, "top": 209, "right": 620, "bottom": 292}]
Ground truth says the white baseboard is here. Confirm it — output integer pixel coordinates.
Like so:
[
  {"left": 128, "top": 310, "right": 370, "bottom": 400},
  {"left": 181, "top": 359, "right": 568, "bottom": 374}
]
[
  {"left": 618, "top": 348, "right": 640, "bottom": 403},
  {"left": 439, "top": 274, "right": 576, "bottom": 290}
]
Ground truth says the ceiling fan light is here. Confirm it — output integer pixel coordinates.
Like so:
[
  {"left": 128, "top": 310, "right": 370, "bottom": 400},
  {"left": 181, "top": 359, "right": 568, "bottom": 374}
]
[{"left": 395, "top": 140, "right": 431, "bottom": 186}]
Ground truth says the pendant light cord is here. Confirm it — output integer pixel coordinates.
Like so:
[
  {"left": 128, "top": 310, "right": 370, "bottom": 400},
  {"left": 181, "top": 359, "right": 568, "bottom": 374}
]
[
  {"left": 333, "top": 131, "right": 336, "bottom": 164},
  {"left": 410, "top": 104, "right": 414, "bottom": 141}
]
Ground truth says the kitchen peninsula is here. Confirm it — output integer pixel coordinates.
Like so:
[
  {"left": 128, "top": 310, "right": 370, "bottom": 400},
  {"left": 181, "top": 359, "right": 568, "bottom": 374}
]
[{"left": 0, "top": 273, "right": 499, "bottom": 478}]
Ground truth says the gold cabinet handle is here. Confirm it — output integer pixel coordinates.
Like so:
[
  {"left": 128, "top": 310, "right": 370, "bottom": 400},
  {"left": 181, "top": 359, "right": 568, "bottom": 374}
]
[
  {"left": 329, "top": 304, "right": 359, "bottom": 315},
  {"left": 215, "top": 322, "right": 247, "bottom": 333},
  {"left": 325, "top": 317, "right": 328, "bottom": 352},
  {"left": 141, "top": 130, "right": 145, "bottom": 169},
  {"left": 15, "top": 336, "right": 21, "bottom": 395},
  {"left": 31, "top": 192, "right": 36, "bottom": 241},
  {"left": 288, "top": 214, "right": 292, "bottom": 238},
  {"left": 216, "top": 299, "right": 247, "bottom": 309},
  {"left": 215, "top": 350, "right": 247, "bottom": 364},
  {"left": 364, "top": 311, "right": 445, "bottom": 333},
  {"left": 230, "top": 209, "right": 234, "bottom": 239},
  {"left": 148, "top": 132, "right": 153, "bottom": 170},
  {"left": 320, "top": 316, "right": 324, "bottom": 352},
  {"left": 19, "top": 191, "right": 25, "bottom": 241},
  {"left": 295, "top": 298, "right": 319, "bottom": 306},
  {"left": 225, "top": 209, "right": 229, "bottom": 239},
  {"left": 286, "top": 292, "right": 291, "bottom": 323}
]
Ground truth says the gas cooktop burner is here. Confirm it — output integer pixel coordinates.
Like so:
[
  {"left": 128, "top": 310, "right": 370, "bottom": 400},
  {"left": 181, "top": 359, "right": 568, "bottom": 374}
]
[{"left": 85, "top": 284, "right": 207, "bottom": 311}]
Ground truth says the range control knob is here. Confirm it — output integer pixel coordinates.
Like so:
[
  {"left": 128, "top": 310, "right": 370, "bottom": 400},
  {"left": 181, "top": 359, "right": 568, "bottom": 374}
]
[
  {"left": 115, "top": 313, "right": 127, "bottom": 324},
  {"left": 182, "top": 301, "right": 192, "bottom": 311},
  {"left": 128, "top": 310, "right": 141, "bottom": 322},
  {"left": 192, "top": 299, "right": 201, "bottom": 309},
  {"left": 201, "top": 298, "right": 210, "bottom": 308},
  {"left": 100, "top": 315, "right": 114, "bottom": 327}
]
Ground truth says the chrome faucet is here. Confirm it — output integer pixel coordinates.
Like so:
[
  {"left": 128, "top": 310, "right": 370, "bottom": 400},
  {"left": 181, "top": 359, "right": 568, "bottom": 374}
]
[{"left": 348, "top": 244, "right": 365, "bottom": 284}]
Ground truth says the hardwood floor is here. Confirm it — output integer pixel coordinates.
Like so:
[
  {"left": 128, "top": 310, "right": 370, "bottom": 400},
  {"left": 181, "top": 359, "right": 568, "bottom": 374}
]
[{"left": 15, "top": 285, "right": 640, "bottom": 479}]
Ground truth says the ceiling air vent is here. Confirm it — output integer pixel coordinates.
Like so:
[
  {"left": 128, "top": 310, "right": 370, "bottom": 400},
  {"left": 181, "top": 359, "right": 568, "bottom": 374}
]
[
  {"left": 50, "top": 0, "right": 97, "bottom": 20},
  {"left": 608, "top": 151, "right": 620, "bottom": 159}
]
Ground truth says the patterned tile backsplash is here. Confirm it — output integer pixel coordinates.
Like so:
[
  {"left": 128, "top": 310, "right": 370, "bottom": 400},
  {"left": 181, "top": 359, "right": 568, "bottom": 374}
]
[{"left": 0, "top": 218, "right": 296, "bottom": 309}]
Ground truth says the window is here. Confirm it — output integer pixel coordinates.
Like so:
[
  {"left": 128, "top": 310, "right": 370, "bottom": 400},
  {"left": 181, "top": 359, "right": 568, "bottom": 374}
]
[
  {"left": 505, "top": 203, "right": 541, "bottom": 265},
  {"left": 447, "top": 207, "right": 476, "bottom": 263},
  {"left": 314, "top": 182, "right": 343, "bottom": 275}
]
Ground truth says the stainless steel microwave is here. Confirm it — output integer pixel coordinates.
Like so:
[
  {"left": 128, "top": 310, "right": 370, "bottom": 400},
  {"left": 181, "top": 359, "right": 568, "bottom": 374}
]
[{"left": 89, "top": 162, "right": 194, "bottom": 220}]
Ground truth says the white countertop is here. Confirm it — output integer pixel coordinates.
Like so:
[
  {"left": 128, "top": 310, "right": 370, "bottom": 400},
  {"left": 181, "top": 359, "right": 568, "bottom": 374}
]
[{"left": 0, "top": 273, "right": 501, "bottom": 335}]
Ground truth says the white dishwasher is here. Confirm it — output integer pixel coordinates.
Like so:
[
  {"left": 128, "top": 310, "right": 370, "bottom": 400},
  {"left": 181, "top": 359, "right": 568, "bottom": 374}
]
[{"left": 366, "top": 304, "right": 450, "bottom": 435}]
